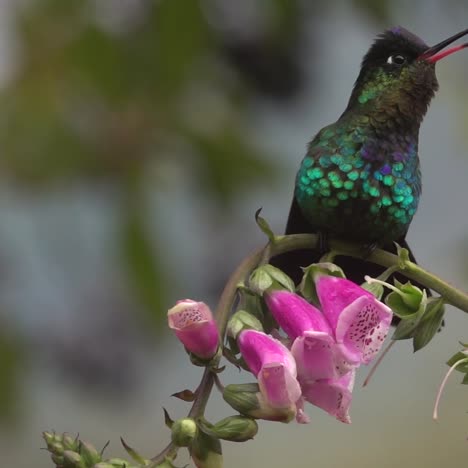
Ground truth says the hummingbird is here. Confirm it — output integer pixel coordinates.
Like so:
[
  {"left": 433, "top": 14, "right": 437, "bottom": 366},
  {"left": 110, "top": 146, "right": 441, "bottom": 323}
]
[{"left": 272, "top": 27, "right": 468, "bottom": 289}]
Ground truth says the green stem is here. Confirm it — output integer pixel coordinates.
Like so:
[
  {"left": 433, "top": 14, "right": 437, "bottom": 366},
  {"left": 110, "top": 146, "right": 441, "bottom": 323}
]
[{"left": 151, "top": 233, "right": 468, "bottom": 464}]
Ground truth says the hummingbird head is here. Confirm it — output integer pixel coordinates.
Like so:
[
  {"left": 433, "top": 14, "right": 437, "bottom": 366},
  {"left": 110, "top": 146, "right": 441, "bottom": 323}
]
[{"left": 344, "top": 27, "right": 468, "bottom": 128}]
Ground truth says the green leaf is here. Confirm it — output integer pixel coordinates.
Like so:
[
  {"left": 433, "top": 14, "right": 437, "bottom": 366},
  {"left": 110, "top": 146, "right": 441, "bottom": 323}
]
[
  {"left": 412, "top": 297, "right": 445, "bottom": 352},
  {"left": 447, "top": 352, "right": 468, "bottom": 373},
  {"left": 255, "top": 208, "right": 275, "bottom": 242},
  {"left": 392, "top": 317, "right": 419, "bottom": 340},
  {"left": 386, "top": 285, "right": 426, "bottom": 318},
  {"left": 462, "top": 374, "right": 468, "bottom": 385}
]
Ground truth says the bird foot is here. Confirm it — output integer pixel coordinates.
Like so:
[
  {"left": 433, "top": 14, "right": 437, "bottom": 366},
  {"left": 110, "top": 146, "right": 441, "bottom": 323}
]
[
  {"left": 361, "top": 242, "right": 378, "bottom": 260},
  {"left": 317, "top": 231, "right": 330, "bottom": 256}
]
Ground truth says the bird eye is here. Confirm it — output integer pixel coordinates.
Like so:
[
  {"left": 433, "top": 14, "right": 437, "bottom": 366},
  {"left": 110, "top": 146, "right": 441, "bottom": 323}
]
[{"left": 387, "top": 54, "right": 406, "bottom": 65}]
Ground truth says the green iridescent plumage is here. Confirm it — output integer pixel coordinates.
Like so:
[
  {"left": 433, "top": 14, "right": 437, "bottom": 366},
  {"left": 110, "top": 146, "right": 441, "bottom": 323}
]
[
  {"left": 294, "top": 27, "right": 436, "bottom": 245},
  {"left": 272, "top": 26, "right": 468, "bottom": 290},
  {"left": 295, "top": 113, "right": 420, "bottom": 243}
]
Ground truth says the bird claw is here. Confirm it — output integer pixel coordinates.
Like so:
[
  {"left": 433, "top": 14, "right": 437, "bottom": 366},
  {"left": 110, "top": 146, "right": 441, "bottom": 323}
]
[
  {"left": 317, "top": 231, "right": 330, "bottom": 256},
  {"left": 361, "top": 242, "right": 378, "bottom": 259}
]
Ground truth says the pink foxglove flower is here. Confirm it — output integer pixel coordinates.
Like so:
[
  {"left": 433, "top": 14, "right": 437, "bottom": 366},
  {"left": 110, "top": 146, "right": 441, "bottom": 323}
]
[
  {"left": 238, "top": 330, "right": 302, "bottom": 411},
  {"left": 302, "top": 369, "right": 356, "bottom": 424},
  {"left": 266, "top": 291, "right": 353, "bottom": 380},
  {"left": 316, "top": 276, "right": 393, "bottom": 365},
  {"left": 168, "top": 300, "right": 219, "bottom": 360}
]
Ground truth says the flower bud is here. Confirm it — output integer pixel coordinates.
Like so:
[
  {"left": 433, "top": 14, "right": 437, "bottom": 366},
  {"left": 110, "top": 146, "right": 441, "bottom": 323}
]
[
  {"left": 62, "top": 433, "right": 78, "bottom": 451},
  {"left": 238, "top": 330, "right": 302, "bottom": 409},
  {"left": 222, "top": 383, "right": 296, "bottom": 423},
  {"left": 171, "top": 418, "right": 198, "bottom": 447},
  {"left": 62, "top": 450, "right": 86, "bottom": 467},
  {"left": 168, "top": 300, "right": 219, "bottom": 360},
  {"left": 227, "top": 310, "right": 263, "bottom": 340},
  {"left": 80, "top": 441, "right": 102, "bottom": 465},
  {"left": 209, "top": 416, "right": 258, "bottom": 442},
  {"left": 249, "top": 265, "right": 295, "bottom": 295}
]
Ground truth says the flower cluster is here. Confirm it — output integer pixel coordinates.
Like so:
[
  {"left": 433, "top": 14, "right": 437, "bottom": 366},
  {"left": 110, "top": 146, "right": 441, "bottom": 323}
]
[
  {"left": 238, "top": 275, "right": 392, "bottom": 423},
  {"left": 166, "top": 273, "right": 392, "bottom": 426}
]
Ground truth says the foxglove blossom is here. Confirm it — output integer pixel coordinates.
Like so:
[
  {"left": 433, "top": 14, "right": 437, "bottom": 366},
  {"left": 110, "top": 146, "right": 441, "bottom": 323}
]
[
  {"left": 316, "top": 276, "right": 393, "bottom": 365},
  {"left": 266, "top": 291, "right": 353, "bottom": 380},
  {"left": 302, "top": 369, "right": 356, "bottom": 424},
  {"left": 168, "top": 300, "right": 219, "bottom": 360},
  {"left": 237, "top": 330, "right": 302, "bottom": 413}
]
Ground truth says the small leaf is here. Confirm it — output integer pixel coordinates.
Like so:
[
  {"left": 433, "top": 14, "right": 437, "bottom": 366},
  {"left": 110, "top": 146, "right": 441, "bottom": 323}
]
[
  {"left": 392, "top": 317, "right": 418, "bottom": 340},
  {"left": 255, "top": 208, "right": 275, "bottom": 242},
  {"left": 395, "top": 243, "right": 410, "bottom": 268},
  {"left": 120, "top": 437, "right": 149, "bottom": 466},
  {"left": 447, "top": 352, "right": 468, "bottom": 373},
  {"left": 462, "top": 374, "right": 468, "bottom": 385},
  {"left": 163, "top": 408, "right": 174, "bottom": 429},
  {"left": 171, "top": 389, "right": 196, "bottom": 402},
  {"left": 412, "top": 298, "right": 445, "bottom": 352}
]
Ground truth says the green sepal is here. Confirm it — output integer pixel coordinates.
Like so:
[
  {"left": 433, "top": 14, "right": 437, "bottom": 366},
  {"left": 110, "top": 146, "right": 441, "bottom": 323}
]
[
  {"left": 446, "top": 352, "right": 468, "bottom": 374},
  {"left": 392, "top": 318, "right": 417, "bottom": 340},
  {"left": 249, "top": 264, "right": 295, "bottom": 295},
  {"left": 299, "top": 263, "right": 345, "bottom": 304},
  {"left": 163, "top": 408, "right": 174, "bottom": 429},
  {"left": 255, "top": 208, "right": 275, "bottom": 242},
  {"left": 412, "top": 297, "right": 445, "bottom": 352},
  {"left": 462, "top": 373, "right": 468, "bottom": 385},
  {"left": 237, "top": 286, "right": 264, "bottom": 322},
  {"left": 197, "top": 416, "right": 258, "bottom": 442},
  {"left": 386, "top": 281, "right": 426, "bottom": 318},
  {"left": 190, "top": 431, "right": 223, "bottom": 468},
  {"left": 189, "top": 346, "right": 222, "bottom": 368},
  {"left": 120, "top": 437, "right": 150, "bottom": 466},
  {"left": 226, "top": 310, "right": 263, "bottom": 340}
]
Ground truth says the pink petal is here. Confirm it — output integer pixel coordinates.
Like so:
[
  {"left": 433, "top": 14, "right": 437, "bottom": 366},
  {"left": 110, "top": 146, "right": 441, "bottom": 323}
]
[
  {"left": 168, "top": 300, "right": 219, "bottom": 359},
  {"left": 292, "top": 331, "right": 355, "bottom": 381},
  {"left": 302, "top": 370, "right": 356, "bottom": 424},
  {"left": 335, "top": 296, "right": 392, "bottom": 365},
  {"left": 266, "top": 291, "right": 331, "bottom": 340},
  {"left": 258, "top": 363, "right": 302, "bottom": 409},
  {"left": 238, "top": 330, "right": 297, "bottom": 377},
  {"left": 316, "top": 276, "right": 373, "bottom": 332}
]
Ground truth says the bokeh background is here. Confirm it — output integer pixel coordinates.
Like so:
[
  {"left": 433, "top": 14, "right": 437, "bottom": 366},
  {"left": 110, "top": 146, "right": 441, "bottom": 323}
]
[{"left": 0, "top": 1, "right": 467, "bottom": 467}]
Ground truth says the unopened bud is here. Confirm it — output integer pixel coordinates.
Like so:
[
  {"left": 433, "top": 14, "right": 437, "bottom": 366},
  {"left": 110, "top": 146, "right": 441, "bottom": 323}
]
[
  {"left": 168, "top": 300, "right": 219, "bottom": 360},
  {"left": 62, "top": 434, "right": 79, "bottom": 451},
  {"left": 210, "top": 416, "right": 258, "bottom": 442},
  {"left": 227, "top": 310, "right": 263, "bottom": 340},
  {"left": 223, "top": 383, "right": 296, "bottom": 423},
  {"left": 80, "top": 441, "right": 102, "bottom": 465},
  {"left": 171, "top": 418, "right": 198, "bottom": 447},
  {"left": 62, "top": 450, "right": 85, "bottom": 467}
]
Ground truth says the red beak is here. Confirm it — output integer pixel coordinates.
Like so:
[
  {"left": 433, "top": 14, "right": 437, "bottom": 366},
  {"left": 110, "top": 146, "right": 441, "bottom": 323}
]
[{"left": 419, "top": 28, "right": 468, "bottom": 63}]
